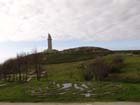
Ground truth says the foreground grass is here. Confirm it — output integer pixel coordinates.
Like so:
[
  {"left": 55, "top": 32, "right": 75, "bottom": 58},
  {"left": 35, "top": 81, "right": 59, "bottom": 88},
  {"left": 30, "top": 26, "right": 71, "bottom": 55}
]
[{"left": 0, "top": 81, "right": 140, "bottom": 102}]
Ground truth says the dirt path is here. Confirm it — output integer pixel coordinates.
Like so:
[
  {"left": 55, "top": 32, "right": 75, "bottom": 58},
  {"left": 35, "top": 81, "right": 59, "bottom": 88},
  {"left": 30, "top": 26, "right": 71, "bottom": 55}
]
[{"left": 0, "top": 102, "right": 139, "bottom": 105}]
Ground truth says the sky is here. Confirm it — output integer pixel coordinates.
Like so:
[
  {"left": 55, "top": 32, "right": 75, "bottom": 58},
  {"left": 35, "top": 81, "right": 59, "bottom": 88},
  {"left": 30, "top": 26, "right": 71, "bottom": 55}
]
[{"left": 0, "top": 0, "right": 140, "bottom": 63}]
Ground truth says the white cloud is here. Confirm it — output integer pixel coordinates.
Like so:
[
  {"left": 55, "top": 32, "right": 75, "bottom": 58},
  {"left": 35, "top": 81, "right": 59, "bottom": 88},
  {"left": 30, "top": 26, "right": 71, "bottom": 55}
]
[{"left": 0, "top": 0, "right": 140, "bottom": 42}]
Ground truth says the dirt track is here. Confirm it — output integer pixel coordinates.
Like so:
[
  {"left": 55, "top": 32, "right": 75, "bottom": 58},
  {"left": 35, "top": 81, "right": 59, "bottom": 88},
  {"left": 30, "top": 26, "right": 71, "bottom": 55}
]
[{"left": 0, "top": 102, "right": 139, "bottom": 105}]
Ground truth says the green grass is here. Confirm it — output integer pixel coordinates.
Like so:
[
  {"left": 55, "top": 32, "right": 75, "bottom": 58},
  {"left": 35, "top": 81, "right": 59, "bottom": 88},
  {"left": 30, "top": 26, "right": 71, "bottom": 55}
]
[
  {"left": 104, "top": 54, "right": 140, "bottom": 83},
  {"left": 0, "top": 81, "right": 140, "bottom": 102},
  {"left": 0, "top": 53, "right": 140, "bottom": 102},
  {"left": 43, "top": 61, "right": 84, "bottom": 82}
]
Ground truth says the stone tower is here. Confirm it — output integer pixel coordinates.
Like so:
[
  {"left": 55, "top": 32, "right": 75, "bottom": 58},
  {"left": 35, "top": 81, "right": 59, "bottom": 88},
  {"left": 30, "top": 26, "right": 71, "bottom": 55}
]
[{"left": 48, "top": 33, "right": 52, "bottom": 50}]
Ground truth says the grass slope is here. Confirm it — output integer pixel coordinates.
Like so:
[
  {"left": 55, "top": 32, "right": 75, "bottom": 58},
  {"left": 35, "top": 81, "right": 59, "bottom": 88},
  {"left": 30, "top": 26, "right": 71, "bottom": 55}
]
[
  {"left": 0, "top": 53, "right": 140, "bottom": 102},
  {"left": 43, "top": 47, "right": 111, "bottom": 64}
]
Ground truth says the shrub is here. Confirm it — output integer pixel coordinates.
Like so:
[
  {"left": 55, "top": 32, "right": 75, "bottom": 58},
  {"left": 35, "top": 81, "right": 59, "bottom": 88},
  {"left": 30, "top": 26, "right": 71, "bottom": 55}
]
[
  {"left": 80, "top": 64, "right": 94, "bottom": 81},
  {"left": 111, "top": 54, "right": 124, "bottom": 73},
  {"left": 81, "top": 57, "right": 111, "bottom": 81},
  {"left": 93, "top": 57, "right": 110, "bottom": 81}
]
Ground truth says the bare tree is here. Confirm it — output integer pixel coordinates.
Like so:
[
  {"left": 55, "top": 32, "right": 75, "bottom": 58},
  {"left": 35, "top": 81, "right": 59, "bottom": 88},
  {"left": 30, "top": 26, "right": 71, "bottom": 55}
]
[
  {"left": 16, "top": 54, "right": 22, "bottom": 81},
  {"left": 81, "top": 57, "right": 111, "bottom": 81},
  {"left": 93, "top": 57, "right": 110, "bottom": 81},
  {"left": 32, "top": 49, "right": 42, "bottom": 81},
  {"left": 0, "top": 49, "right": 44, "bottom": 82}
]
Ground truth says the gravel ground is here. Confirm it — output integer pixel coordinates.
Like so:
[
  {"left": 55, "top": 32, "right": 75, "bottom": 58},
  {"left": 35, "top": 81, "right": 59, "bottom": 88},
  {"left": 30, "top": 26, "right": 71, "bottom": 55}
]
[{"left": 0, "top": 102, "right": 139, "bottom": 105}]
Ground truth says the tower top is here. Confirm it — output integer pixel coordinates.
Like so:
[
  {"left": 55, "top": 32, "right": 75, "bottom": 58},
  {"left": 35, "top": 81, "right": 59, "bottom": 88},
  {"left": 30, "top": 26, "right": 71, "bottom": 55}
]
[{"left": 48, "top": 33, "right": 52, "bottom": 39}]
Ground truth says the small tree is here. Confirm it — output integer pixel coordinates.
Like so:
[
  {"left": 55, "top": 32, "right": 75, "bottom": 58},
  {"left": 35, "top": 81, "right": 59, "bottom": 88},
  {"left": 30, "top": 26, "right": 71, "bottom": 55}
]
[
  {"left": 1, "top": 59, "right": 16, "bottom": 81},
  {"left": 16, "top": 54, "right": 22, "bottom": 81},
  {"left": 32, "top": 49, "right": 42, "bottom": 81},
  {"left": 81, "top": 57, "right": 110, "bottom": 81},
  {"left": 80, "top": 64, "right": 94, "bottom": 81},
  {"left": 93, "top": 57, "right": 110, "bottom": 81},
  {"left": 24, "top": 55, "right": 29, "bottom": 81},
  {"left": 0, "top": 65, "right": 2, "bottom": 80},
  {"left": 19, "top": 52, "right": 29, "bottom": 81},
  {"left": 111, "top": 54, "right": 124, "bottom": 73},
  {"left": 16, "top": 53, "right": 28, "bottom": 82}
]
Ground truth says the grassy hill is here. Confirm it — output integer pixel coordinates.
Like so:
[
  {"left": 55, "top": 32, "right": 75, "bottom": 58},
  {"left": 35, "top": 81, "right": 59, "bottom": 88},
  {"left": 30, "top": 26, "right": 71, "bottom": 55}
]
[
  {"left": 0, "top": 46, "right": 140, "bottom": 102},
  {"left": 43, "top": 46, "right": 111, "bottom": 64}
]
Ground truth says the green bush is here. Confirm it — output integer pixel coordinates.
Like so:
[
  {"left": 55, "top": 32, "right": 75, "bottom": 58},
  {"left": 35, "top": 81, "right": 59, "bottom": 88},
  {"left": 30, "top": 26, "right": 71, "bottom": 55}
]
[
  {"left": 111, "top": 54, "right": 124, "bottom": 73},
  {"left": 81, "top": 57, "right": 111, "bottom": 81},
  {"left": 80, "top": 64, "right": 94, "bottom": 81}
]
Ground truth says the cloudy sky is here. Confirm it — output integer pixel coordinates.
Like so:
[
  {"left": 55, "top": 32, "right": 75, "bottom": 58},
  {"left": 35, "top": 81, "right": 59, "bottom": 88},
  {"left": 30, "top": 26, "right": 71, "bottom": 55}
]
[{"left": 0, "top": 0, "right": 140, "bottom": 62}]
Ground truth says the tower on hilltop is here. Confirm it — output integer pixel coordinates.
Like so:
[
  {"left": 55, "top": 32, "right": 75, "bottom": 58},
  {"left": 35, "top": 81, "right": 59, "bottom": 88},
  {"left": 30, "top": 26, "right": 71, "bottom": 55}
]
[{"left": 48, "top": 33, "right": 52, "bottom": 50}]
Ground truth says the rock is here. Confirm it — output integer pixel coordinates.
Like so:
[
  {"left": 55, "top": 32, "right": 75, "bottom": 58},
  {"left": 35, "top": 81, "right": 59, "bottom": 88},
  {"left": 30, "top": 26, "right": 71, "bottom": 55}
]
[
  {"left": 74, "top": 83, "right": 84, "bottom": 91},
  {"left": 62, "top": 83, "right": 72, "bottom": 89}
]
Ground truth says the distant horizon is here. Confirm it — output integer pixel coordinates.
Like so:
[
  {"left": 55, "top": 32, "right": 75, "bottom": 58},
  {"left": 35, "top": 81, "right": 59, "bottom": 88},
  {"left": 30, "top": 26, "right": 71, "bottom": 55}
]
[{"left": 0, "top": 38, "right": 140, "bottom": 63}]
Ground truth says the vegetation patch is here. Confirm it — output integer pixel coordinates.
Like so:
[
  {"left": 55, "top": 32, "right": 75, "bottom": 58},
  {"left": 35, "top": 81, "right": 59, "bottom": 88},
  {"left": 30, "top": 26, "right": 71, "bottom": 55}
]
[
  {"left": 0, "top": 47, "right": 140, "bottom": 102},
  {"left": 26, "top": 81, "right": 123, "bottom": 99}
]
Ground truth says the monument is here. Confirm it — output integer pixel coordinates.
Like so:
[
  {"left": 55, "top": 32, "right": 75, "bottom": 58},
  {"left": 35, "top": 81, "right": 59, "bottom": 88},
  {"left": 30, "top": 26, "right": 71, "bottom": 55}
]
[{"left": 48, "top": 33, "right": 52, "bottom": 50}]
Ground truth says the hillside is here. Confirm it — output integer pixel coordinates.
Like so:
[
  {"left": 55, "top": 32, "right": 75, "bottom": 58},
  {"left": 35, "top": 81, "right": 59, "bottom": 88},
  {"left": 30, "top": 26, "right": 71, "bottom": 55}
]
[
  {"left": 0, "top": 54, "right": 140, "bottom": 101},
  {"left": 0, "top": 46, "right": 140, "bottom": 102},
  {"left": 43, "top": 46, "right": 111, "bottom": 64}
]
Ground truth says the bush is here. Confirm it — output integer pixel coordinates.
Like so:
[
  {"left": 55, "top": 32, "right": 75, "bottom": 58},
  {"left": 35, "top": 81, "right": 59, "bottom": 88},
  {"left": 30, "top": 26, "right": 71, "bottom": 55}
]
[
  {"left": 93, "top": 57, "right": 111, "bottom": 81},
  {"left": 81, "top": 55, "right": 124, "bottom": 81},
  {"left": 81, "top": 57, "right": 111, "bottom": 81},
  {"left": 80, "top": 64, "right": 94, "bottom": 81},
  {"left": 111, "top": 54, "right": 124, "bottom": 73}
]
